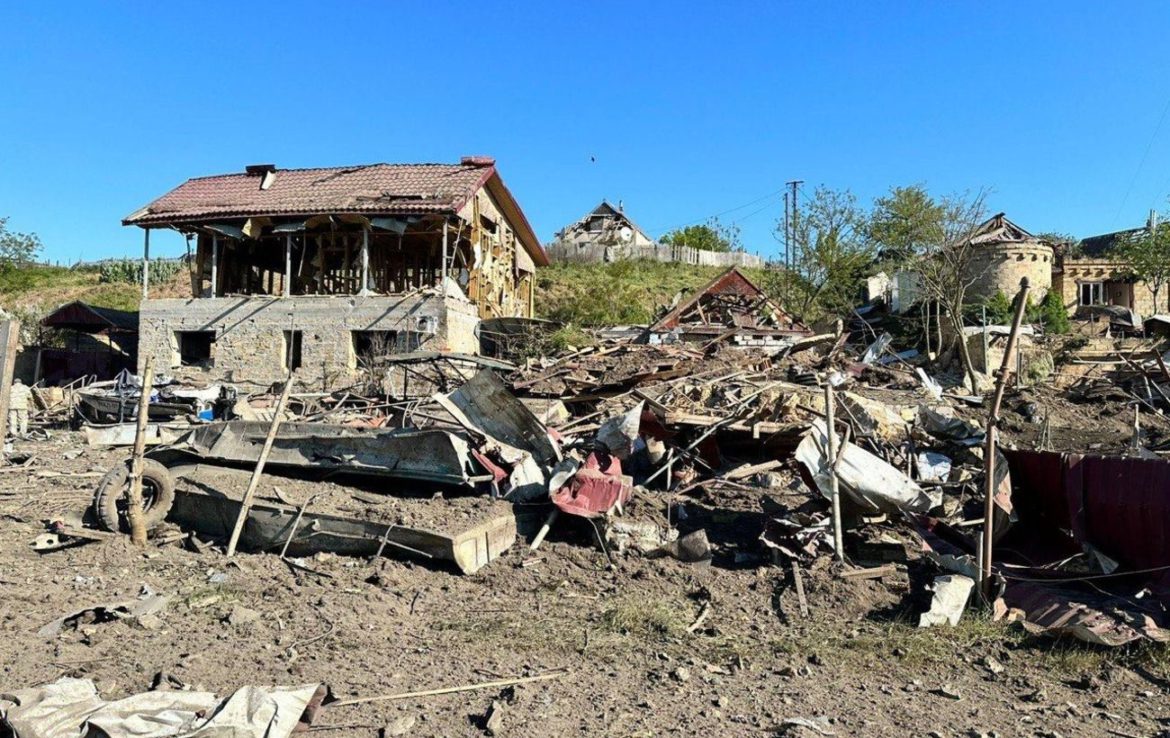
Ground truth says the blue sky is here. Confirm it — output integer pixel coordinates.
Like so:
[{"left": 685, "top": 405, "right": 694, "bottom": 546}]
[{"left": 2, "top": 1, "right": 1169, "bottom": 263}]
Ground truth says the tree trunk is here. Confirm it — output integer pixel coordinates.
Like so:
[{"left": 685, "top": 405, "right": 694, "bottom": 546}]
[{"left": 951, "top": 312, "right": 980, "bottom": 393}]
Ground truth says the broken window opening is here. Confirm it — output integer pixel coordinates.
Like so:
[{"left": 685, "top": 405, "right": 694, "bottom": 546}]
[
  {"left": 351, "top": 330, "right": 422, "bottom": 370},
  {"left": 283, "top": 330, "right": 303, "bottom": 371},
  {"left": 176, "top": 331, "right": 215, "bottom": 368},
  {"left": 1079, "top": 282, "right": 1103, "bottom": 307}
]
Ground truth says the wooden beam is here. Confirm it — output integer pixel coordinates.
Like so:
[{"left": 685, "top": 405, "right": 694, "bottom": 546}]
[
  {"left": 125, "top": 358, "right": 154, "bottom": 546},
  {"left": 226, "top": 375, "right": 296, "bottom": 557}
]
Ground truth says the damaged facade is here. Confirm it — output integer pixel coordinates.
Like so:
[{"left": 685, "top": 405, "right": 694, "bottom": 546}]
[
  {"left": 1056, "top": 218, "right": 1161, "bottom": 317},
  {"left": 962, "top": 213, "right": 1054, "bottom": 302},
  {"left": 887, "top": 213, "right": 1054, "bottom": 313},
  {"left": 123, "top": 158, "right": 547, "bottom": 385}
]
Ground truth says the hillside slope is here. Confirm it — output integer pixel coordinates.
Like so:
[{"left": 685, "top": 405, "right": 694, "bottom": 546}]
[
  {"left": 535, "top": 261, "right": 769, "bottom": 326},
  {"left": 0, "top": 265, "right": 189, "bottom": 337}
]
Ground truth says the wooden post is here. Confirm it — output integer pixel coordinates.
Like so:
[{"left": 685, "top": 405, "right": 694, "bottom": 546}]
[
  {"left": 125, "top": 358, "right": 154, "bottom": 546},
  {"left": 360, "top": 229, "right": 370, "bottom": 295},
  {"left": 284, "top": 234, "right": 292, "bottom": 298},
  {"left": 0, "top": 319, "right": 20, "bottom": 440},
  {"left": 440, "top": 221, "right": 448, "bottom": 287},
  {"left": 825, "top": 383, "right": 844, "bottom": 562},
  {"left": 225, "top": 374, "right": 296, "bottom": 557},
  {"left": 141, "top": 228, "right": 150, "bottom": 299},
  {"left": 980, "top": 278, "right": 1030, "bottom": 600},
  {"left": 210, "top": 234, "right": 219, "bottom": 297}
]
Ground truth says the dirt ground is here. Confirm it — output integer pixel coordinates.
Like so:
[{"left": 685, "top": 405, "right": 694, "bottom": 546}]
[{"left": 3, "top": 429, "right": 1170, "bottom": 738}]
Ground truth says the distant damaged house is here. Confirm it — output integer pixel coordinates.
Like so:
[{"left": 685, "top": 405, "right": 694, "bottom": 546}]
[
  {"left": 546, "top": 200, "right": 766, "bottom": 268},
  {"left": 37, "top": 302, "right": 138, "bottom": 384},
  {"left": 644, "top": 267, "right": 810, "bottom": 349},
  {"left": 123, "top": 158, "right": 547, "bottom": 385},
  {"left": 546, "top": 200, "right": 655, "bottom": 262}
]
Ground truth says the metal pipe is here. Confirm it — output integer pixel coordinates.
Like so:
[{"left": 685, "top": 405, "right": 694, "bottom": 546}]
[
  {"left": 980, "top": 277, "right": 1030, "bottom": 600},
  {"left": 141, "top": 229, "right": 150, "bottom": 299},
  {"left": 825, "top": 383, "right": 844, "bottom": 562}
]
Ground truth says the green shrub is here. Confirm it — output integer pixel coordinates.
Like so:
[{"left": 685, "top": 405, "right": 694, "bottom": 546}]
[
  {"left": 97, "top": 259, "right": 183, "bottom": 285},
  {"left": 1037, "top": 289, "right": 1070, "bottom": 334}
]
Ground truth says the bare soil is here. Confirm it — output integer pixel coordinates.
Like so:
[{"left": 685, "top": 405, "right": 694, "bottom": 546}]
[{"left": 3, "top": 430, "right": 1170, "bottom": 738}]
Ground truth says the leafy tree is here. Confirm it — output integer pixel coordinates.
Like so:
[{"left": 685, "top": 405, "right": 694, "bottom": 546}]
[
  {"left": 661, "top": 217, "right": 742, "bottom": 253},
  {"left": 912, "top": 189, "right": 993, "bottom": 392},
  {"left": 868, "top": 185, "right": 945, "bottom": 265},
  {"left": 0, "top": 217, "right": 42, "bottom": 270},
  {"left": 1117, "top": 218, "right": 1170, "bottom": 314},
  {"left": 775, "top": 186, "right": 874, "bottom": 318}
]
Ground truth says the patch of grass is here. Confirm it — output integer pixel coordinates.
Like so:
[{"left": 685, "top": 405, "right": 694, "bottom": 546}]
[
  {"left": 600, "top": 597, "right": 690, "bottom": 639},
  {"left": 535, "top": 261, "right": 769, "bottom": 327}
]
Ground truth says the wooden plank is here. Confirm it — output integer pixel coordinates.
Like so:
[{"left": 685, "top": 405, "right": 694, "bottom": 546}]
[
  {"left": 790, "top": 560, "right": 809, "bottom": 618},
  {"left": 225, "top": 374, "right": 295, "bottom": 557},
  {"left": 839, "top": 564, "right": 898, "bottom": 580}
]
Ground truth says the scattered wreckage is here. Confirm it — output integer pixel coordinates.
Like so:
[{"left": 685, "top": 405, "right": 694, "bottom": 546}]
[{"left": 19, "top": 272, "right": 1170, "bottom": 655}]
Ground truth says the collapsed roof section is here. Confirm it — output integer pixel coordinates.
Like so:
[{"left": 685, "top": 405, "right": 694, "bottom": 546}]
[
  {"left": 647, "top": 267, "right": 811, "bottom": 342},
  {"left": 967, "top": 213, "right": 1037, "bottom": 246}
]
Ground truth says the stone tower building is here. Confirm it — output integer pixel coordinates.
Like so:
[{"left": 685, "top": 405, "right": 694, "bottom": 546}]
[{"left": 963, "top": 213, "right": 1053, "bottom": 301}]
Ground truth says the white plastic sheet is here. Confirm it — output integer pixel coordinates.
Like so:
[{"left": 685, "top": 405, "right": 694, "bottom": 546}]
[{"left": 0, "top": 678, "right": 323, "bottom": 738}]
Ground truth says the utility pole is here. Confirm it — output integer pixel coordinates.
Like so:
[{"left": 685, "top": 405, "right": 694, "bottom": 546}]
[
  {"left": 783, "top": 191, "right": 790, "bottom": 303},
  {"left": 787, "top": 180, "right": 803, "bottom": 283}
]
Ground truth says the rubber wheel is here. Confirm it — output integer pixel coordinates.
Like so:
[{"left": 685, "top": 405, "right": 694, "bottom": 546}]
[{"left": 93, "top": 459, "right": 176, "bottom": 534}]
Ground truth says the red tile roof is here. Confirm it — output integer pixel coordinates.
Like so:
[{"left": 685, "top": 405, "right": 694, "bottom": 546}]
[
  {"left": 124, "top": 162, "right": 494, "bottom": 226},
  {"left": 123, "top": 159, "right": 549, "bottom": 266}
]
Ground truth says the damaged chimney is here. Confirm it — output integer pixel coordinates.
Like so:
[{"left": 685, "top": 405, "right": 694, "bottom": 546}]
[
  {"left": 460, "top": 156, "right": 495, "bottom": 167},
  {"left": 245, "top": 164, "right": 277, "bottom": 190}
]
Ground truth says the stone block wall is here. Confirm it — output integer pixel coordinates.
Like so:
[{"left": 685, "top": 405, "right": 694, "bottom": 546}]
[
  {"left": 138, "top": 293, "right": 480, "bottom": 389},
  {"left": 965, "top": 242, "right": 1054, "bottom": 302},
  {"left": 1055, "top": 260, "right": 1160, "bottom": 317}
]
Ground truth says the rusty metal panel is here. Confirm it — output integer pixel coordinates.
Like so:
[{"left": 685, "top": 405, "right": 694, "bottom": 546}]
[{"left": 1005, "top": 449, "right": 1170, "bottom": 576}]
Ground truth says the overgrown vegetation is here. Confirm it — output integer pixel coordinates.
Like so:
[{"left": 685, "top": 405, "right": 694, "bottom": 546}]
[
  {"left": 980, "top": 288, "right": 1069, "bottom": 334},
  {"left": 535, "top": 260, "right": 766, "bottom": 326},
  {"left": 660, "top": 217, "right": 743, "bottom": 253},
  {"left": 0, "top": 216, "right": 43, "bottom": 272},
  {"left": 98, "top": 258, "right": 185, "bottom": 286}
]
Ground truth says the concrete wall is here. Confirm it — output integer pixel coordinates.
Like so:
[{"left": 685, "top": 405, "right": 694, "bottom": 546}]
[
  {"left": 138, "top": 293, "right": 479, "bottom": 388},
  {"left": 965, "top": 242, "right": 1054, "bottom": 302},
  {"left": 545, "top": 240, "right": 766, "bottom": 268}
]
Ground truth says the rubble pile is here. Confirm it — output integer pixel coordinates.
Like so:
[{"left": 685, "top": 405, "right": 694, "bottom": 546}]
[{"left": 8, "top": 271, "right": 1170, "bottom": 738}]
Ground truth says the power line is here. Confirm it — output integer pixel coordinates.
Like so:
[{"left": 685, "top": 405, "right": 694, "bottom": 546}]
[
  {"left": 649, "top": 187, "right": 787, "bottom": 236},
  {"left": 1114, "top": 91, "right": 1170, "bottom": 225}
]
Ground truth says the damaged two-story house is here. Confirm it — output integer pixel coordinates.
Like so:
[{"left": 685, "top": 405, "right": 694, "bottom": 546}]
[{"left": 123, "top": 157, "right": 546, "bottom": 386}]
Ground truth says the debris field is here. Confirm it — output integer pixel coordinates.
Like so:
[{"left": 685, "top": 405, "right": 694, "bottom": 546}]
[{"left": 4, "top": 278, "right": 1170, "bottom": 737}]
